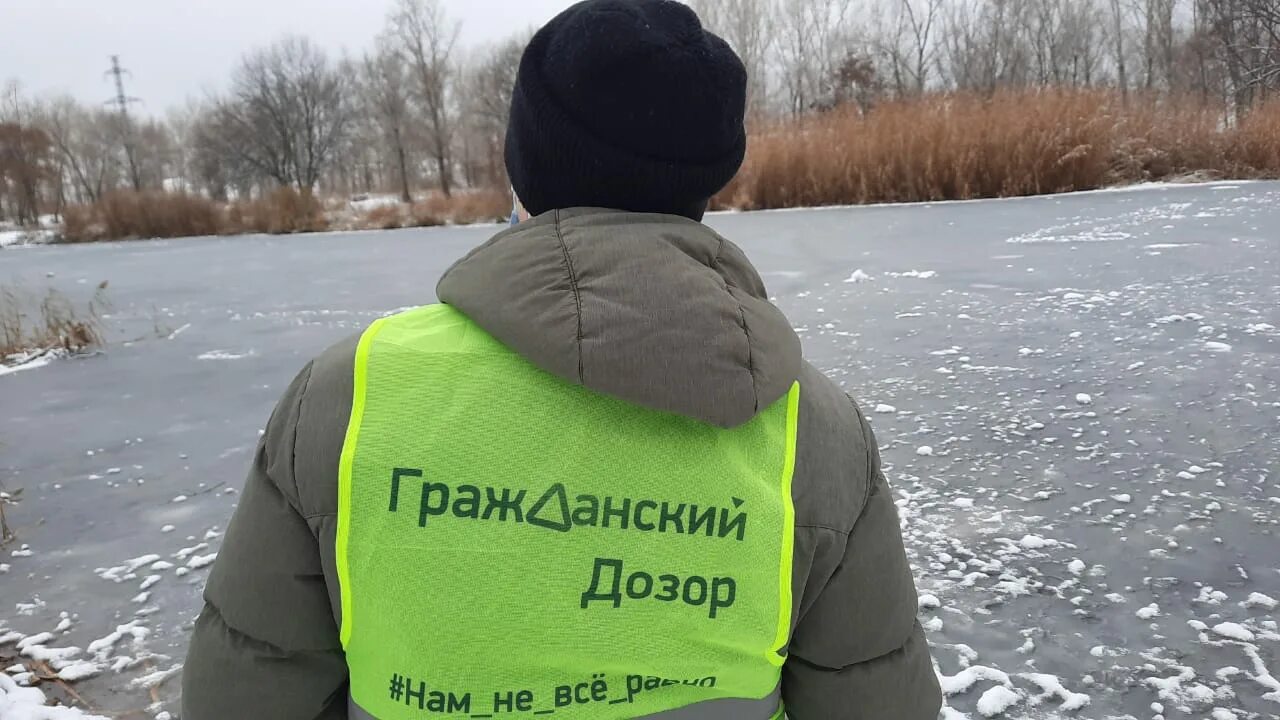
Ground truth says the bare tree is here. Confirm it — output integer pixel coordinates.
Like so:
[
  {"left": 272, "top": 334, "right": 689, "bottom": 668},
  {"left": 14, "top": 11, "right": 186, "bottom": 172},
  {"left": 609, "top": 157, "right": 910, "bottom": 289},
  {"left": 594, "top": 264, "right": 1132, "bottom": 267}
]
[
  {"left": 775, "top": 0, "right": 857, "bottom": 113},
  {"left": 1063, "top": 0, "right": 1108, "bottom": 86},
  {"left": 1142, "top": 0, "right": 1178, "bottom": 89},
  {"left": 0, "top": 85, "right": 50, "bottom": 224},
  {"left": 0, "top": 124, "right": 51, "bottom": 226},
  {"left": 885, "top": 0, "right": 945, "bottom": 94},
  {"left": 204, "top": 36, "right": 350, "bottom": 193},
  {"left": 460, "top": 33, "right": 527, "bottom": 188},
  {"left": 165, "top": 102, "right": 203, "bottom": 194},
  {"left": 190, "top": 110, "right": 240, "bottom": 201},
  {"left": 1111, "top": 0, "right": 1132, "bottom": 97},
  {"left": 362, "top": 34, "right": 416, "bottom": 202},
  {"left": 833, "top": 49, "right": 885, "bottom": 110},
  {"left": 690, "top": 0, "right": 775, "bottom": 116},
  {"left": 1204, "top": 0, "right": 1280, "bottom": 111},
  {"left": 134, "top": 119, "right": 178, "bottom": 190},
  {"left": 942, "top": 0, "right": 1034, "bottom": 92},
  {"left": 390, "top": 0, "right": 460, "bottom": 196},
  {"left": 35, "top": 97, "right": 121, "bottom": 204}
]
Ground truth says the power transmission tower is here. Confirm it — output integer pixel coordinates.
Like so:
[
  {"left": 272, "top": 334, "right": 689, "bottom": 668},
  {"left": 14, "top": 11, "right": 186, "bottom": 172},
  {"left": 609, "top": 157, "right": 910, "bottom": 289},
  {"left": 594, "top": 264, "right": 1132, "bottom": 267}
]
[{"left": 105, "top": 55, "right": 144, "bottom": 191}]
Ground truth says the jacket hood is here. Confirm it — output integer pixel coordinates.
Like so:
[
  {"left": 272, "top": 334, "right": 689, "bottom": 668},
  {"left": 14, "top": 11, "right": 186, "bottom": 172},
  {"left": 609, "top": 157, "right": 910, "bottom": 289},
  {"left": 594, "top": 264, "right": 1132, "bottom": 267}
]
[{"left": 437, "top": 208, "right": 801, "bottom": 428}]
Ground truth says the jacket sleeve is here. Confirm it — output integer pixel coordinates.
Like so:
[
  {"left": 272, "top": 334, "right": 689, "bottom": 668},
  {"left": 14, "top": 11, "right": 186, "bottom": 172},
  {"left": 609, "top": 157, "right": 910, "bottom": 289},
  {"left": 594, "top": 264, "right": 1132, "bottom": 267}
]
[
  {"left": 781, "top": 410, "right": 942, "bottom": 720},
  {"left": 182, "top": 363, "right": 349, "bottom": 719}
]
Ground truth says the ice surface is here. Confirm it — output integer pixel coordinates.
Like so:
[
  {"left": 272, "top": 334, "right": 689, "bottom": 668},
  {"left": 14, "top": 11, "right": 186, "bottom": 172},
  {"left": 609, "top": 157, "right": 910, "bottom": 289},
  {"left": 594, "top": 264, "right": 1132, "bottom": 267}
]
[{"left": 4, "top": 182, "right": 1279, "bottom": 717}]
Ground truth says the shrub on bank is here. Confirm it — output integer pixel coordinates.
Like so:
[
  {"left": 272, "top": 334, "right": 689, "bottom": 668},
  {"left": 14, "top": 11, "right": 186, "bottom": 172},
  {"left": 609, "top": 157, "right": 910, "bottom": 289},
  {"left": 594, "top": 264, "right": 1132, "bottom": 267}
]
[
  {"left": 417, "top": 188, "right": 510, "bottom": 225},
  {"left": 57, "top": 187, "right": 511, "bottom": 242},
  {"left": 359, "top": 190, "right": 508, "bottom": 230},
  {"left": 226, "top": 187, "right": 327, "bottom": 235},
  {"left": 62, "top": 191, "right": 222, "bottom": 242},
  {"left": 1229, "top": 102, "right": 1280, "bottom": 173}
]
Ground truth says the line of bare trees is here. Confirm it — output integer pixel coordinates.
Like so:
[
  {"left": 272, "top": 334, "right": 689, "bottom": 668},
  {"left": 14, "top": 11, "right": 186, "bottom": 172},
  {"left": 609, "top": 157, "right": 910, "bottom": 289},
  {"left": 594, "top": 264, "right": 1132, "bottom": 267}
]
[
  {"left": 3, "top": 0, "right": 1277, "bottom": 228},
  {"left": 693, "top": 0, "right": 1279, "bottom": 114}
]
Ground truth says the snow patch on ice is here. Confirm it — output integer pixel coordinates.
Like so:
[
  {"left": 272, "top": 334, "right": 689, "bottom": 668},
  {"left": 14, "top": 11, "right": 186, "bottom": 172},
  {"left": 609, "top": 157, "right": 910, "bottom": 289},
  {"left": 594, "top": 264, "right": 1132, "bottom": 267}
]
[
  {"left": 0, "top": 348, "right": 69, "bottom": 377},
  {"left": 56, "top": 661, "right": 102, "bottom": 682},
  {"left": 1136, "top": 603, "right": 1161, "bottom": 619},
  {"left": 186, "top": 553, "right": 217, "bottom": 569},
  {"left": 0, "top": 228, "right": 55, "bottom": 248},
  {"left": 128, "top": 663, "right": 182, "bottom": 690},
  {"left": 0, "top": 672, "right": 108, "bottom": 719},
  {"left": 95, "top": 554, "right": 162, "bottom": 583},
  {"left": 1018, "top": 534, "right": 1057, "bottom": 550},
  {"left": 1018, "top": 672, "right": 1090, "bottom": 711},
  {"left": 939, "top": 665, "right": 1012, "bottom": 695},
  {"left": 197, "top": 350, "right": 255, "bottom": 361},
  {"left": 1243, "top": 592, "right": 1278, "bottom": 610},
  {"left": 975, "top": 685, "right": 1020, "bottom": 716},
  {"left": 1212, "top": 623, "right": 1256, "bottom": 642},
  {"left": 86, "top": 621, "right": 149, "bottom": 660}
]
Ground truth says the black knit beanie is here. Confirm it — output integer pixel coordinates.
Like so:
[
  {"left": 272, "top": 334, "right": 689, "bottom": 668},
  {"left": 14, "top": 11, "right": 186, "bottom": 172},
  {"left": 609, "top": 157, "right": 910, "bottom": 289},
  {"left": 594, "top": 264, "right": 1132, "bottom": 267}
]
[{"left": 506, "top": 0, "right": 747, "bottom": 221}]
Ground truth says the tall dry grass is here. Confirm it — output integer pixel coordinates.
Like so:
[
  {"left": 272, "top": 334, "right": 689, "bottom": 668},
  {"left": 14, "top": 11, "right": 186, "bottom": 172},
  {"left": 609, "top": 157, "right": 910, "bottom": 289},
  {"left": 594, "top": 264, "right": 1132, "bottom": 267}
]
[
  {"left": 1230, "top": 104, "right": 1280, "bottom": 172},
  {"left": 0, "top": 486, "right": 17, "bottom": 544},
  {"left": 0, "top": 283, "right": 104, "bottom": 544},
  {"left": 59, "top": 187, "right": 509, "bottom": 241},
  {"left": 416, "top": 188, "right": 510, "bottom": 225},
  {"left": 226, "top": 187, "right": 327, "bottom": 235},
  {"left": 1, "top": 283, "right": 109, "bottom": 359},
  {"left": 351, "top": 189, "right": 509, "bottom": 230},
  {"left": 717, "top": 89, "right": 1280, "bottom": 210},
  {"left": 62, "top": 191, "right": 222, "bottom": 242}
]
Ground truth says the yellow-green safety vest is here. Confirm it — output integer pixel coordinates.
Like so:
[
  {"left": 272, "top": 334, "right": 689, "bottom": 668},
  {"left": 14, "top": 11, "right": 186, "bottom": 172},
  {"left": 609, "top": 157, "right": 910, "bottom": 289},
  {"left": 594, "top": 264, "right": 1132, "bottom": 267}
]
[{"left": 337, "top": 304, "right": 800, "bottom": 719}]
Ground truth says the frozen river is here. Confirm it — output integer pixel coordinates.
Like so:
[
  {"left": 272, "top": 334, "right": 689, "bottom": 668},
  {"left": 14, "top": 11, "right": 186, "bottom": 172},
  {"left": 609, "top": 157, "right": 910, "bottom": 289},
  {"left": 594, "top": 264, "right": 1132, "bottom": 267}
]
[{"left": 2, "top": 181, "right": 1278, "bottom": 719}]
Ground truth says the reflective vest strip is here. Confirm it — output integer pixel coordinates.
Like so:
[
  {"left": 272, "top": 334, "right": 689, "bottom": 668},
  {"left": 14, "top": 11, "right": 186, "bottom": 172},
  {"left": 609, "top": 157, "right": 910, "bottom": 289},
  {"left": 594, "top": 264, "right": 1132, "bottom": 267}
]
[
  {"left": 336, "top": 315, "right": 389, "bottom": 648},
  {"left": 770, "top": 382, "right": 801, "bottom": 666}
]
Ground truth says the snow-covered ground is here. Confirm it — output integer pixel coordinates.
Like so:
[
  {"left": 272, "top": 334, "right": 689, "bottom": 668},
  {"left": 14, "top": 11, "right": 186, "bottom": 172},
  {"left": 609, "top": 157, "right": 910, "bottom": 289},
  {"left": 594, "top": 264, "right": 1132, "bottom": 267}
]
[
  {"left": 0, "top": 216, "right": 59, "bottom": 248},
  {"left": 1, "top": 181, "right": 1277, "bottom": 718},
  {"left": 0, "top": 228, "right": 55, "bottom": 249}
]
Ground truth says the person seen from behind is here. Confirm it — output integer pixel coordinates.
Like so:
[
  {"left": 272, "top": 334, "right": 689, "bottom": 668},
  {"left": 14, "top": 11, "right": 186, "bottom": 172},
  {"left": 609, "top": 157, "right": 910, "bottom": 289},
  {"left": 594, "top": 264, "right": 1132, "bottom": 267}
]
[{"left": 182, "top": 1, "right": 942, "bottom": 717}]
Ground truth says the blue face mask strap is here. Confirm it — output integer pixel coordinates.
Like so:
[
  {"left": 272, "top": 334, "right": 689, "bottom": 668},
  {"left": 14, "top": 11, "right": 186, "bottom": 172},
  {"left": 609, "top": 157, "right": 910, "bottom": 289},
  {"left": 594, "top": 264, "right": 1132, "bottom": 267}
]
[{"left": 510, "top": 189, "right": 520, "bottom": 226}]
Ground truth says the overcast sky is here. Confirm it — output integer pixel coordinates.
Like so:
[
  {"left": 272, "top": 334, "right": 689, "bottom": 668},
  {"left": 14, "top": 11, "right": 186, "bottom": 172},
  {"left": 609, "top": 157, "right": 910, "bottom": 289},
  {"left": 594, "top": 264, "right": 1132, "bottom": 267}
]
[{"left": 1, "top": 0, "right": 572, "bottom": 117}]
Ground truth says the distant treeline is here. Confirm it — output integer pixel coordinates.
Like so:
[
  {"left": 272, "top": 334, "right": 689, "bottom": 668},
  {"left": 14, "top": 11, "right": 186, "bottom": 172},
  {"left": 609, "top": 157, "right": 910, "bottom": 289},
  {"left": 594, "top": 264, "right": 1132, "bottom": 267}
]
[{"left": 1, "top": 0, "right": 1278, "bottom": 236}]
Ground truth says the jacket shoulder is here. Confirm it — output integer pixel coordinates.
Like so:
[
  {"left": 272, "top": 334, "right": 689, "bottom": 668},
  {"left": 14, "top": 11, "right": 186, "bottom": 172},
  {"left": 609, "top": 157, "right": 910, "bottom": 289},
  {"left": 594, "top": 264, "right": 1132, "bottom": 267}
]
[
  {"left": 282, "top": 332, "right": 360, "bottom": 518},
  {"left": 792, "top": 362, "right": 876, "bottom": 535}
]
